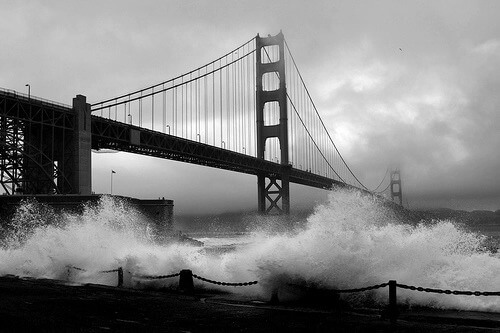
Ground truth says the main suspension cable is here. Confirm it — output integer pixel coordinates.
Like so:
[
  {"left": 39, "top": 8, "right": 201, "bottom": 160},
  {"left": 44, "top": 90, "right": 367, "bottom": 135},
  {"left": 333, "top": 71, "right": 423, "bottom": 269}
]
[{"left": 283, "top": 39, "right": 370, "bottom": 190}]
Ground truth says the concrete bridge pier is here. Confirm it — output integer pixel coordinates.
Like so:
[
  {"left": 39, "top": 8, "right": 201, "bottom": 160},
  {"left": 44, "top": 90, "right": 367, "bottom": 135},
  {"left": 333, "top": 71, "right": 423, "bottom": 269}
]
[{"left": 71, "top": 95, "right": 92, "bottom": 195}]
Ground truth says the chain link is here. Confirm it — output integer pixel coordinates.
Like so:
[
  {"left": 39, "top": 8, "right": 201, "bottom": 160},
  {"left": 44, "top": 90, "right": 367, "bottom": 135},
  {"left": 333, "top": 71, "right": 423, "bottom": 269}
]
[
  {"left": 66, "top": 265, "right": 121, "bottom": 274},
  {"left": 192, "top": 273, "right": 258, "bottom": 287},
  {"left": 396, "top": 283, "right": 500, "bottom": 296},
  {"left": 99, "top": 268, "right": 121, "bottom": 273},
  {"left": 332, "top": 282, "right": 500, "bottom": 297},
  {"left": 65, "top": 265, "right": 500, "bottom": 297},
  {"left": 333, "top": 282, "right": 389, "bottom": 293},
  {"left": 133, "top": 273, "right": 181, "bottom": 280},
  {"left": 67, "top": 265, "right": 86, "bottom": 272}
]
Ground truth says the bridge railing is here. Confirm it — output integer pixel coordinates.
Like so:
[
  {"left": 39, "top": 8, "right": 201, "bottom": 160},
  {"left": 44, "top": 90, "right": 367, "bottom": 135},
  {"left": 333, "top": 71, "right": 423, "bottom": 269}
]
[{"left": 0, "top": 86, "right": 72, "bottom": 109}]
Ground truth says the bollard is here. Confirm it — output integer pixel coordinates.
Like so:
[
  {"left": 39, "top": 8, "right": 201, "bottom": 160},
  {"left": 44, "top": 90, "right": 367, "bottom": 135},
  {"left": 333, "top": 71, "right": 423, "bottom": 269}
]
[
  {"left": 179, "top": 269, "right": 194, "bottom": 294},
  {"left": 117, "top": 267, "right": 124, "bottom": 288},
  {"left": 388, "top": 280, "right": 398, "bottom": 323},
  {"left": 269, "top": 288, "right": 279, "bottom": 305}
]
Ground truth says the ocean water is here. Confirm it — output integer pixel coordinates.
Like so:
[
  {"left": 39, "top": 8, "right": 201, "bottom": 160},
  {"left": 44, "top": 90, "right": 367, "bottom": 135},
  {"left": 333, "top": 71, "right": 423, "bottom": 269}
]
[{"left": 1, "top": 189, "right": 500, "bottom": 312}]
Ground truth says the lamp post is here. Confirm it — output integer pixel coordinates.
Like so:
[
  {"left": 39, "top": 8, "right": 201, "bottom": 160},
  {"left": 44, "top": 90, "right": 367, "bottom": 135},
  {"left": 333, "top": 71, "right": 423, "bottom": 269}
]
[
  {"left": 111, "top": 170, "right": 116, "bottom": 195},
  {"left": 25, "top": 84, "right": 30, "bottom": 100}
]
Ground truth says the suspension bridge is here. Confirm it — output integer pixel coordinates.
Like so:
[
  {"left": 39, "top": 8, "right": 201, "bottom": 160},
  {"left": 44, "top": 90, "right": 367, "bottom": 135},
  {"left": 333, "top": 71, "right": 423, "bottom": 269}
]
[{"left": 0, "top": 32, "right": 401, "bottom": 214}]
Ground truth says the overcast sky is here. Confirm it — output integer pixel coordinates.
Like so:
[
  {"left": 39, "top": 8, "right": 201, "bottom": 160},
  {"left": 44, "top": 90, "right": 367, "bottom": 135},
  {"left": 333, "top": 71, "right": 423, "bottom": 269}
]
[{"left": 1, "top": 0, "right": 499, "bottom": 214}]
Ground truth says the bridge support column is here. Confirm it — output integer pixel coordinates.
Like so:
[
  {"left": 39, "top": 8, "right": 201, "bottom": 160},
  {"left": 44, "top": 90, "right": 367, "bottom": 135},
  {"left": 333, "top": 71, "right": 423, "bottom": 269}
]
[
  {"left": 258, "top": 174, "right": 266, "bottom": 213},
  {"left": 390, "top": 169, "right": 403, "bottom": 206},
  {"left": 256, "top": 32, "right": 290, "bottom": 215},
  {"left": 281, "top": 167, "right": 290, "bottom": 214},
  {"left": 257, "top": 167, "right": 290, "bottom": 215},
  {"left": 71, "top": 95, "right": 92, "bottom": 195}
]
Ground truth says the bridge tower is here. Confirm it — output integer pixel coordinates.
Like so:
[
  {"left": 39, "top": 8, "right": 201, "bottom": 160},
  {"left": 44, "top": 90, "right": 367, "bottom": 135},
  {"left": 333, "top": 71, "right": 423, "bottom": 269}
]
[
  {"left": 390, "top": 169, "right": 403, "bottom": 206},
  {"left": 255, "top": 32, "right": 291, "bottom": 214}
]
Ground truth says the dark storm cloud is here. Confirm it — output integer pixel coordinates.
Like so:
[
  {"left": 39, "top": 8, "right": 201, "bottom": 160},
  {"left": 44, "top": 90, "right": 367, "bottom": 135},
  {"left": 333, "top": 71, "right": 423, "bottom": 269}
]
[
  {"left": 1, "top": 0, "right": 499, "bottom": 212},
  {"left": 282, "top": 1, "right": 500, "bottom": 210},
  {"left": 312, "top": 30, "right": 500, "bottom": 208}
]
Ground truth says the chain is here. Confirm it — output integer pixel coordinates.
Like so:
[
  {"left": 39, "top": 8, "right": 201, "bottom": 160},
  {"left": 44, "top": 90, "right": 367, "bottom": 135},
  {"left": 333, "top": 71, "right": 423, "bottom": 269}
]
[
  {"left": 192, "top": 273, "right": 258, "bottom": 287},
  {"left": 133, "top": 273, "right": 181, "bottom": 280},
  {"left": 67, "top": 265, "right": 86, "bottom": 272},
  {"left": 100, "top": 268, "right": 121, "bottom": 273},
  {"left": 332, "top": 282, "right": 389, "bottom": 293},
  {"left": 65, "top": 265, "right": 500, "bottom": 297},
  {"left": 396, "top": 283, "right": 500, "bottom": 296},
  {"left": 66, "top": 265, "right": 121, "bottom": 274}
]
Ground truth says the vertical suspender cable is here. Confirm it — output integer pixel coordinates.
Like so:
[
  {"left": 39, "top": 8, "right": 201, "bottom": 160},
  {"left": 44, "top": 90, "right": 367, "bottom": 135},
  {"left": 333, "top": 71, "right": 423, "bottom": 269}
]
[
  {"left": 190, "top": 76, "right": 193, "bottom": 140},
  {"left": 139, "top": 92, "right": 143, "bottom": 127},
  {"left": 219, "top": 60, "right": 224, "bottom": 146},
  {"left": 226, "top": 57, "right": 230, "bottom": 149},
  {"left": 181, "top": 82, "right": 184, "bottom": 137},
  {"left": 252, "top": 48, "right": 256, "bottom": 156},
  {"left": 152, "top": 87, "right": 154, "bottom": 130},
  {"left": 232, "top": 52, "right": 236, "bottom": 151},
  {"left": 284, "top": 40, "right": 368, "bottom": 189},
  {"left": 162, "top": 85, "right": 166, "bottom": 133},
  {"left": 212, "top": 64, "right": 215, "bottom": 146},
  {"left": 205, "top": 72, "right": 208, "bottom": 143}
]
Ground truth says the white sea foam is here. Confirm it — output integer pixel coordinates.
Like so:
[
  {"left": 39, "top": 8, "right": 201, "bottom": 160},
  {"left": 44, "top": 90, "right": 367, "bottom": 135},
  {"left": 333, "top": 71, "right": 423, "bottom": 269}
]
[{"left": 1, "top": 190, "right": 499, "bottom": 311}]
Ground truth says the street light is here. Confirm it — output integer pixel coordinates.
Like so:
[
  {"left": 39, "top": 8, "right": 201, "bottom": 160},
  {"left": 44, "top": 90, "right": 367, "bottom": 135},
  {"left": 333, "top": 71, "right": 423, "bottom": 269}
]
[
  {"left": 25, "top": 84, "right": 30, "bottom": 99},
  {"left": 111, "top": 170, "right": 116, "bottom": 195}
]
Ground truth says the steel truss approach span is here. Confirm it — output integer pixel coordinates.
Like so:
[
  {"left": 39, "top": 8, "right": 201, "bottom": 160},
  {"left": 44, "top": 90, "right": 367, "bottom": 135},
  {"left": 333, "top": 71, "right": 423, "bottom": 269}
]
[
  {"left": 1, "top": 32, "right": 399, "bottom": 214},
  {"left": 0, "top": 89, "right": 75, "bottom": 195}
]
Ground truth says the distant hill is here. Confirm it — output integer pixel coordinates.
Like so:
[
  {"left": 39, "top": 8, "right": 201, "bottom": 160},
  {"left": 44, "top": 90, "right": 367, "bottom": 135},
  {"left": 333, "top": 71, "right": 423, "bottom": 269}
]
[
  {"left": 413, "top": 208, "right": 500, "bottom": 227},
  {"left": 412, "top": 208, "right": 500, "bottom": 253},
  {"left": 174, "top": 209, "right": 314, "bottom": 233},
  {"left": 173, "top": 205, "right": 500, "bottom": 235}
]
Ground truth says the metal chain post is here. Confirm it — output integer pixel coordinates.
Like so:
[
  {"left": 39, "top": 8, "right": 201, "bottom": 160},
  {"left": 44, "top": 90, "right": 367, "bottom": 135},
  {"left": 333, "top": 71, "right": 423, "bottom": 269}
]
[
  {"left": 388, "top": 280, "right": 398, "bottom": 323},
  {"left": 179, "top": 269, "right": 194, "bottom": 294}
]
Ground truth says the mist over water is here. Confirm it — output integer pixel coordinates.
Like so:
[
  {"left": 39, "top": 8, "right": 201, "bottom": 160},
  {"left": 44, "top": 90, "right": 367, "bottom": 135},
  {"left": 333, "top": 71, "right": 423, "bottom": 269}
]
[{"left": 1, "top": 190, "right": 499, "bottom": 311}]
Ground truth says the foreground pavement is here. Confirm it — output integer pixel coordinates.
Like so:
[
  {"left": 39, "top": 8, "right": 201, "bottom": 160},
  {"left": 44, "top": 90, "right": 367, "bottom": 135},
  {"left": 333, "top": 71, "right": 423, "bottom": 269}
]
[{"left": 1, "top": 276, "right": 499, "bottom": 332}]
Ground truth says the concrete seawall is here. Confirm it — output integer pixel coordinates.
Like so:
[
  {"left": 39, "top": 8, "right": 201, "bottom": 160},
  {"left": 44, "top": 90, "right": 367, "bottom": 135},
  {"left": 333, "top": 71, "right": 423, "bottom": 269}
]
[{"left": 0, "top": 194, "right": 174, "bottom": 237}]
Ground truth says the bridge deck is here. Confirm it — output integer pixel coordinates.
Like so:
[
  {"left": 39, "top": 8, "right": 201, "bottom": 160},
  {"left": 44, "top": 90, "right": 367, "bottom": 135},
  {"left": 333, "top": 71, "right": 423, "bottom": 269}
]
[
  {"left": 1, "top": 88, "right": 344, "bottom": 195},
  {"left": 91, "top": 116, "right": 342, "bottom": 190}
]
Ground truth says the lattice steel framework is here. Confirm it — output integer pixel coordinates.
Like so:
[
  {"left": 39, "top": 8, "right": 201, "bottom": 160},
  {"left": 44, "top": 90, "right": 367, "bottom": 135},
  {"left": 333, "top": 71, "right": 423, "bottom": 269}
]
[{"left": 0, "top": 90, "right": 75, "bottom": 194}]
